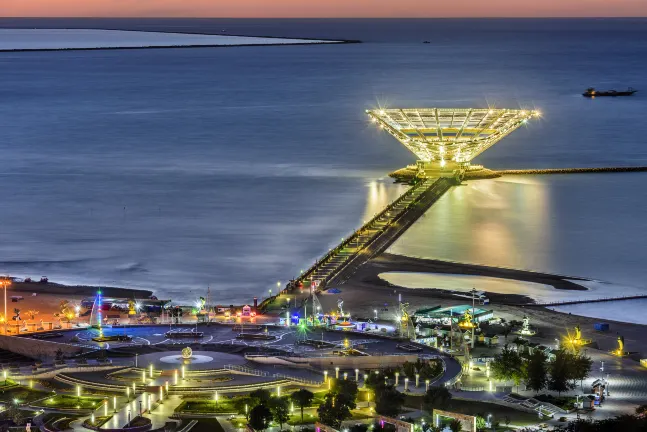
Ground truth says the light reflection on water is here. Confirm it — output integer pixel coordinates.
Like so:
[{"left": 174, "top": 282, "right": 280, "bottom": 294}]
[
  {"left": 389, "top": 176, "right": 552, "bottom": 273},
  {"left": 386, "top": 174, "right": 647, "bottom": 323}
]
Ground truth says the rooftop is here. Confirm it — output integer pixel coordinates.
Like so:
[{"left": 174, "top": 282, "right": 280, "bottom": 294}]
[{"left": 367, "top": 108, "right": 540, "bottom": 164}]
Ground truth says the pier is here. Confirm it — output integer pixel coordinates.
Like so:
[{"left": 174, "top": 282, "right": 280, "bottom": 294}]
[
  {"left": 523, "top": 294, "right": 647, "bottom": 308},
  {"left": 496, "top": 166, "right": 647, "bottom": 175},
  {"left": 290, "top": 177, "right": 453, "bottom": 291}
]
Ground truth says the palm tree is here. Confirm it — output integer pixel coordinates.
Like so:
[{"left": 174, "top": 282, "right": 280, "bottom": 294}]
[
  {"left": 449, "top": 418, "right": 462, "bottom": 432},
  {"left": 290, "top": 388, "right": 314, "bottom": 422}
]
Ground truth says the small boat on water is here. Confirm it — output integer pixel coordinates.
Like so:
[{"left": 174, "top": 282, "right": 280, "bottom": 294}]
[{"left": 583, "top": 87, "right": 637, "bottom": 97}]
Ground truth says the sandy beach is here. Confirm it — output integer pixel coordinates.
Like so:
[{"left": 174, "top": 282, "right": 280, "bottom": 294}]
[{"left": 316, "top": 253, "right": 647, "bottom": 360}]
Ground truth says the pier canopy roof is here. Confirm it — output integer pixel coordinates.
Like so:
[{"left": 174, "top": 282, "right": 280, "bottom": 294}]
[{"left": 367, "top": 108, "right": 539, "bottom": 163}]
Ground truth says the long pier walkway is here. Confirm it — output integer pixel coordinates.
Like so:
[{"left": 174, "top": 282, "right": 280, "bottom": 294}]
[
  {"left": 523, "top": 294, "right": 647, "bottom": 308},
  {"left": 496, "top": 166, "right": 647, "bottom": 175},
  {"left": 291, "top": 177, "right": 453, "bottom": 291}
]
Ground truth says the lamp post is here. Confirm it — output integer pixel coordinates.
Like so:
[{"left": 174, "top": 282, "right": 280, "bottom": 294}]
[
  {"left": 425, "top": 379, "right": 430, "bottom": 392},
  {"left": 0, "top": 279, "right": 10, "bottom": 335},
  {"left": 415, "top": 373, "right": 420, "bottom": 388},
  {"left": 126, "top": 386, "right": 130, "bottom": 401},
  {"left": 215, "top": 391, "right": 219, "bottom": 406},
  {"left": 404, "top": 378, "right": 409, "bottom": 392},
  {"left": 355, "top": 369, "right": 359, "bottom": 382},
  {"left": 335, "top": 367, "right": 339, "bottom": 379},
  {"left": 395, "top": 372, "right": 400, "bottom": 386},
  {"left": 374, "top": 309, "right": 378, "bottom": 321},
  {"left": 113, "top": 396, "right": 117, "bottom": 412}
]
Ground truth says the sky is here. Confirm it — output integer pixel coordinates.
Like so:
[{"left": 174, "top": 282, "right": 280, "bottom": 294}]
[{"left": 3, "top": 0, "right": 647, "bottom": 18}]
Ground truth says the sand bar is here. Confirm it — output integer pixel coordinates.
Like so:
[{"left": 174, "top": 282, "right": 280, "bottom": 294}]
[{"left": 0, "top": 29, "right": 344, "bottom": 51}]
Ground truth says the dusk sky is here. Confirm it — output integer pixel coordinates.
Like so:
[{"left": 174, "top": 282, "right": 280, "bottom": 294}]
[{"left": 3, "top": 0, "right": 647, "bottom": 18}]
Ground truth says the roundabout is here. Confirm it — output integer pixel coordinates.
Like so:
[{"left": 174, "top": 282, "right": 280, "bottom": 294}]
[{"left": 136, "top": 349, "right": 247, "bottom": 371}]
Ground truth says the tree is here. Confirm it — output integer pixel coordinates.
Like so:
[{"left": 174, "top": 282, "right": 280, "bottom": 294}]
[
  {"left": 330, "top": 378, "right": 358, "bottom": 410},
  {"left": 402, "top": 361, "right": 416, "bottom": 379},
  {"left": 475, "top": 416, "right": 487, "bottom": 430},
  {"left": 525, "top": 350, "right": 549, "bottom": 394},
  {"left": 374, "top": 384, "right": 406, "bottom": 417},
  {"left": 490, "top": 345, "right": 525, "bottom": 390},
  {"left": 250, "top": 389, "right": 273, "bottom": 405},
  {"left": 233, "top": 396, "right": 254, "bottom": 420},
  {"left": 290, "top": 388, "right": 314, "bottom": 422},
  {"left": 249, "top": 404, "right": 273, "bottom": 431},
  {"left": 269, "top": 397, "right": 290, "bottom": 430},
  {"left": 569, "top": 352, "right": 593, "bottom": 391},
  {"left": 317, "top": 393, "right": 351, "bottom": 429},
  {"left": 548, "top": 350, "right": 576, "bottom": 396},
  {"left": 501, "top": 325, "right": 512, "bottom": 341},
  {"left": 423, "top": 386, "right": 452, "bottom": 413},
  {"left": 448, "top": 418, "right": 462, "bottom": 432}
]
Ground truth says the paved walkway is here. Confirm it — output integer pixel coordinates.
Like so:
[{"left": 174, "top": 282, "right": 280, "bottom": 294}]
[{"left": 68, "top": 393, "right": 182, "bottom": 431}]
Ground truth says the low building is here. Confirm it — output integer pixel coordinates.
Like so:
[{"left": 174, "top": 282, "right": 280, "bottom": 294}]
[{"left": 414, "top": 305, "right": 494, "bottom": 325}]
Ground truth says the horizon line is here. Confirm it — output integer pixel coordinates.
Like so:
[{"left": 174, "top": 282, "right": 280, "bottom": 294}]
[{"left": 3, "top": 16, "right": 647, "bottom": 20}]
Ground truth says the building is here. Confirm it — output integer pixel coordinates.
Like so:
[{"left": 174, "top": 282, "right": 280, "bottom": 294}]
[
  {"left": 414, "top": 305, "right": 494, "bottom": 325},
  {"left": 367, "top": 108, "right": 539, "bottom": 179}
]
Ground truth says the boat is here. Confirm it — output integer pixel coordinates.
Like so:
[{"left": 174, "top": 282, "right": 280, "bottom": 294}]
[{"left": 583, "top": 87, "right": 637, "bottom": 97}]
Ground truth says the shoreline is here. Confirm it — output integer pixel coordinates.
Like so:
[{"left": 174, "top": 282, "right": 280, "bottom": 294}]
[
  {"left": 7, "top": 279, "right": 153, "bottom": 299},
  {"left": 372, "top": 253, "right": 589, "bottom": 291}
]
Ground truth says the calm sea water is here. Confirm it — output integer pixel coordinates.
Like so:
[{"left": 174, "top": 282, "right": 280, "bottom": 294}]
[{"left": 1, "top": 19, "right": 646, "bottom": 305}]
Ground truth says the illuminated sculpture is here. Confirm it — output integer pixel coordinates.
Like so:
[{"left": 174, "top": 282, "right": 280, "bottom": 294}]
[
  {"left": 612, "top": 335, "right": 627, "bottom": 357},
  {"left": 458, "top": 310, "right": 475, "bottom": 329},
  {"left": 367, "top": 108, "right": 539, "bottom": 179},
  {"left": 181, "top": 347, "right": 193, "bottom": 360}
]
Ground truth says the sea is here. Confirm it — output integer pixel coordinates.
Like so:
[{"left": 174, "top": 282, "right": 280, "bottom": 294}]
[{"left": 1, "top": 19, "right": 646, "bottom": 319}]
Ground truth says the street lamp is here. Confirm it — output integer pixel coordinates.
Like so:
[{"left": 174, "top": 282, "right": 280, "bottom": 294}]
[
  {"left": 0, "top": 279, "right": 10, "bottom": 334},
  {"left": 374, "top": 309, "right": 378, "bottom": 321}
]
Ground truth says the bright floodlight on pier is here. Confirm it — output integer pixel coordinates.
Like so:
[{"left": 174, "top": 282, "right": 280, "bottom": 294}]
[{"left": 367, "top": 107, "right": 539, "bottom": 176}]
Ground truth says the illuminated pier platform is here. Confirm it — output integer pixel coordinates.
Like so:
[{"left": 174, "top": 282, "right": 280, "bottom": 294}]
[{"left": 367, "top": 108, "right": 539, "bottom": 180}]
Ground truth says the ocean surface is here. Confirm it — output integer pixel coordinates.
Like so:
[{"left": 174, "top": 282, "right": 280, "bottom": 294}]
[{"left": 1, "top": 18, "right": 647, "bottom": 309}]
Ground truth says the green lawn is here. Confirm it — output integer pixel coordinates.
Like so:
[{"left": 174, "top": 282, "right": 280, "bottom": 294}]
[
  {"left": 0, "top": 386, "right": 49, "bottom": 404},
  {"left": 404, "top": 395, "right": 540, "bottom": 427},
  {"left": 36, "top": 394, "right": 105, "bottom": 410},
  {"left": 176, "top": 400, "right": 236, "bottom": 414}
]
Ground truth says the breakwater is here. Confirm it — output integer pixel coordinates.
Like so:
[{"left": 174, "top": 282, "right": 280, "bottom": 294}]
[
  {"left": 497, "top": 166, "right": 647, "bottom": 175},
  {"left": 289, "top": 177, "right": 453, "bottom": 291},
  {"left": 523, "top": 294, "right": 647, "bottom": 308}
]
